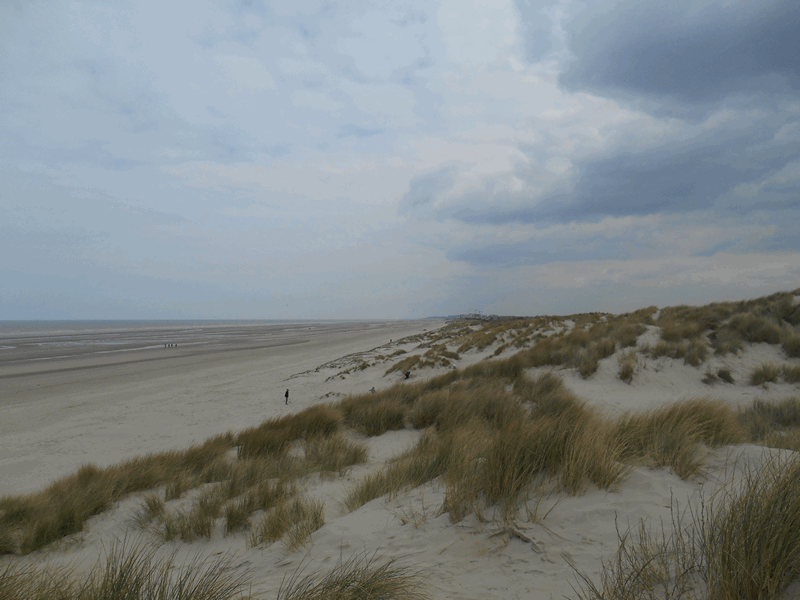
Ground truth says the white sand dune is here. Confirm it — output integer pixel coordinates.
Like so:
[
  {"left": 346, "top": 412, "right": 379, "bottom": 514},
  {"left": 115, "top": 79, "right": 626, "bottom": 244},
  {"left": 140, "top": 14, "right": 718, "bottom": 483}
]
[{"left": 2, "top": 315, "right": 800, "bottom": 599}]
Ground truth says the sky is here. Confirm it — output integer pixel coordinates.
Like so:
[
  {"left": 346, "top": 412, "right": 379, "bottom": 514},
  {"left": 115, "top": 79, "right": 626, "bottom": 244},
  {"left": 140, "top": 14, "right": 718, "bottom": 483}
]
[{"left": 1, "top": 0, "right": 799, "bottom": 320}]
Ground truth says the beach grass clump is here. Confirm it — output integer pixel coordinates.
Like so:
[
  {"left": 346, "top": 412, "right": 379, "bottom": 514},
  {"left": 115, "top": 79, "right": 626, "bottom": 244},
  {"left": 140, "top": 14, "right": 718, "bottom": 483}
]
[
  {"left": 612, "top": 398, "right": 744, "bottom": 479},
  {"left": 618, "top": 350, "right": 637, "bottom": 383},
  {"left": 159, "top": 485, "right": 228, "bottom": 542},
  {"left": 338, "top": 394, "right": 407, "bottom": 436},
  {"left": 782, "top": 333, "right": 800, "bottom": 358},
  {"left": 781, "top": 364, "right": 800, "bottom": 383},
  {"left": 250, "top": 496, "right": 325, "bottom": 552},
  {"left": 738, "top": 397, "right": 800, "bottom": 442},
  {"left": 571, "top": 453, "right": 800, "bottom": 600},
  {"left": 276, "top": 551, "right": 430, "bottom": 600},
  {"left": 703, "top": 456, "right": 800, "bottom": 600},
  {"left": 728, "top": 311, "right": 784, "bottom": 345},
  {"left": 222, "top": 480, "right": 293, "bottom": 535},
  {"left": 749, "top": 363, "right": 781, "bottom": 386},
  {"left": 568, "top": 515, "right": 697, "bottom": 600},
  {"left": 343, "top": 431, "right": 446, "bottom": 513},
  {"left": 385, "top": 354, "right": 428, "bottom": 375},
  {"left": 648, "top": 339, "right": 708, "bottom": 367},
  {"left": 303, "top": 434, "right": 368, "bottom": 475},
  {"left": 0, "top": 434, "right": 235, "bottom": 555},
  {"left": 0, "top": 540, "right": 249, "bottom": 600},
  {"left": 346, "top": 375, "right": 626, "bottom": 520},
  {"left": 236, "top": 405, "right": 342, "bottom": 459}
]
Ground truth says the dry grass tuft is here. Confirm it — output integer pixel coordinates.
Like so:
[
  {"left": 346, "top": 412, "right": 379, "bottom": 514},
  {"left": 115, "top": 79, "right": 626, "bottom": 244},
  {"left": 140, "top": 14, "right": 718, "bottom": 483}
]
[
  {"left": 342, "top": 431, "right": 446, "bottom": 513},
  {"left": 649, "top": 339, "right": 708, "bottom": 367},
  {"left": 618, "top": 350, "right": 638, "bottom": 383},
  {"left": 571, "top": 452, "right": 800, "bottom": 600},
  {"left": 783, "top": 333, "right": 800, "bottom": 358},
  {"left": 0, "top": 539, "right": 249, "bottom": 600},
  {"left": 704, "top": 456, "right": 800, "bottom": 599},
  {"left": 613, "top": 398, "right": 744, "bottom": 479},
  {"left": 236, "top": 405, "right": 342, "bottom": 458},
  {"left": 0, "top": 434, "right": 235, "bottom": 555},
  {"left": 250, "top": 496, "right": 325, "bottom": 552},
  {"left": 276, "top": 551, "right": 430, "bottom": 600},
  {"left": 750, "top": 363, "right": 781, "bottom": 386},
  {"left": 303, "top": 434, "right": 369, "bottom": 475}
]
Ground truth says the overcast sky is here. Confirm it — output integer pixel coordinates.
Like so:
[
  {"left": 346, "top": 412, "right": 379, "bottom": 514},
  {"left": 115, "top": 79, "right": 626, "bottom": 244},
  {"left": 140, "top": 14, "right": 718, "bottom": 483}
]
[{"left": 2, "top": 0, "right": 798, "bottom": 320}]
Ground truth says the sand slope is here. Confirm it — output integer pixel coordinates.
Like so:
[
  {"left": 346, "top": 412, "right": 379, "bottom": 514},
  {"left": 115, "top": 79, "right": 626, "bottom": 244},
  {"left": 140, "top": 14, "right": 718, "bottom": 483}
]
[{"left": 2, "top": 315, "right": 800, "bottom": 599}]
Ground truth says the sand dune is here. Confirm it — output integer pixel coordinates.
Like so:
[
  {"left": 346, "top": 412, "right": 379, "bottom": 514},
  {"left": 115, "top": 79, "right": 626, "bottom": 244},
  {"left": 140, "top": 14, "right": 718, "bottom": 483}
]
[{"left": 2, "top": 299, "right": 800, "bottom": 599}]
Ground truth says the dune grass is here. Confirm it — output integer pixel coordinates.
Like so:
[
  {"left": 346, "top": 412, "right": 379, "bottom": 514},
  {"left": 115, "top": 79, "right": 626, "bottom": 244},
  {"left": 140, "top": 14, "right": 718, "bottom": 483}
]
[
  {"left": 235, "top": 405, "right": 342, "bottom": 458},
  {"left": 748, "top": 362, "right": 800, "bottom": 386},
  {"left": 571, "top": 454, "right": 800, "bottom": 600},
  {"left": 613, "top": 398, "right": 744, "bottom": 479},
  {"left": 738, "top": 397, "right": 800, "bottom": 451},
  {"left": 618, "top": 350, "right": 637, "bottom": 383},
  {"left": 250, "top": 496, "right": 325, "bottom": 552},
  {"left": 145, "top": 433, "right": 366, "bottom": 543},
  {"left": 0, "top": 540, "right": 249, "bottom": 600},
  {"left": 2, "top": 287, "right": 797, "bottom": 556},
  {"left": 345, "top": 373, "right": 627, "bottom": 521},
  {"left": 276, "top": 551, "right": 429, "bottom": 600},
  {"left": 0, "top": 434, "right": 235, "bottom": 555}
]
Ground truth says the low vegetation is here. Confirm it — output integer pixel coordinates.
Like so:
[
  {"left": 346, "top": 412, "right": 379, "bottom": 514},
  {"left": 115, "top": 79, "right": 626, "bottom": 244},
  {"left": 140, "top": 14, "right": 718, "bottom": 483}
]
[
  {"left": 250, "top": 496, "right": 325, "bottom": 552},
  {"left": 570, "top": 454, "right": 800, "bottom": 600},
  {"left": 749, "top": 362, "right": 800, "bottom": 386},
  {"left": 2, "top": 283, "right": 798, "bottom": 600},
  {"left": 276, "top": 551, "right": 430, "bottom": 600},
  {"left": 0, "top": 540, "right": 249, "bottom": 600}
]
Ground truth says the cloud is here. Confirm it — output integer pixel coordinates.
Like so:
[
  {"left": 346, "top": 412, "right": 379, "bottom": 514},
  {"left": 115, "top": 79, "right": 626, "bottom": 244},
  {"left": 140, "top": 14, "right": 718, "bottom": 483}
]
[
  {"left": 400, "top": 167, "right": 458, "bottom": 214},
  {"left": 336, "top": 124, "right": 383, "bottom": 138},
  {"left": 214, "top": 54, "right": 276, "bottom": 94},
  {"left": 438, "top": 106, "right": 800, "bottom": 226},
  {"left": 558, "top": 0, "right": 800, "bottom": 112}
]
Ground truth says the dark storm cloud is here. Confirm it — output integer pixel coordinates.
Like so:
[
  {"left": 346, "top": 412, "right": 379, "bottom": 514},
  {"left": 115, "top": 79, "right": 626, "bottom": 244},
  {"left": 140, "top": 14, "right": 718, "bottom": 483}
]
[
  {"left": 558, "top": 0, "right": 799, "bottom": 110},
  {"left": 453, "top": 111, "right": 800, "bottom": 226}
]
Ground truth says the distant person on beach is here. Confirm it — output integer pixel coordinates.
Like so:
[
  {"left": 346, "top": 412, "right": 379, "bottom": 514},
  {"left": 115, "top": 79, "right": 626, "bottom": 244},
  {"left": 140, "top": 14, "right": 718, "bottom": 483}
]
[
  {"left": 405, "top": 371, "right": 411, "bottom": 379},
  {"left": 285, "top": 389, "right": 289, "bottom": 405}
]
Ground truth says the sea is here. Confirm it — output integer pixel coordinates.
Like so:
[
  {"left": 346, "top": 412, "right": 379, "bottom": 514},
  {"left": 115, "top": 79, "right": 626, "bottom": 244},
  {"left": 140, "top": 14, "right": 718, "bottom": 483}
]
[{"left": 0, "top": 320, "right": 338, "bottom": 365}]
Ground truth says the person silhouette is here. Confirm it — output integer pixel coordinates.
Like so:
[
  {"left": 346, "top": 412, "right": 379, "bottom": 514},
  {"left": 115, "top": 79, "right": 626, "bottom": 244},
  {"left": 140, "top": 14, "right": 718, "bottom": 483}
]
[{"left": 285, "top": 389, "right": 289, "bottom": 405}]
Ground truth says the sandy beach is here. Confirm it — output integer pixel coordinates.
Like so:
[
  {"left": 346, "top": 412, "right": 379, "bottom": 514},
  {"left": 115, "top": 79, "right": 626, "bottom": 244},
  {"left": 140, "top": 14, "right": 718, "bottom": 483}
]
[
  {"left": 0, "top": 319, "right": 444, "bottom": 497},
  {"left": 2, "top": 299, "right": 800, "bottom": 600}
]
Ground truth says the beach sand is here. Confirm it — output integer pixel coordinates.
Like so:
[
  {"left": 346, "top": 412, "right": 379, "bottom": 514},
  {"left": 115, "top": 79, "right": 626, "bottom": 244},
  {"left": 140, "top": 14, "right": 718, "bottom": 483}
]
[
  {"left": 2, "top": 314, "right": 800, "bottom": 599},
  {"left": 0, "top": 319, "right": 444, "bottom": 497}
]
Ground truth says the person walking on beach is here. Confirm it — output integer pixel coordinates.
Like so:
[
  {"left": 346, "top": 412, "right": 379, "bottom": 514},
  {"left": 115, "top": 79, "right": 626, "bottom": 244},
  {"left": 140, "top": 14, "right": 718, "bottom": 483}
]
[{"left": 285, "top": 389, "right": 289, "bottom": 405}]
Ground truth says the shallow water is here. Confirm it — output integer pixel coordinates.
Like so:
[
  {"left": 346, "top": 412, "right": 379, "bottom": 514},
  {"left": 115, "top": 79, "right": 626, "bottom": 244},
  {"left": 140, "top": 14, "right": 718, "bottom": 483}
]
[{"left": 0, "top": 319, "right": 364, "bottom": 364}]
